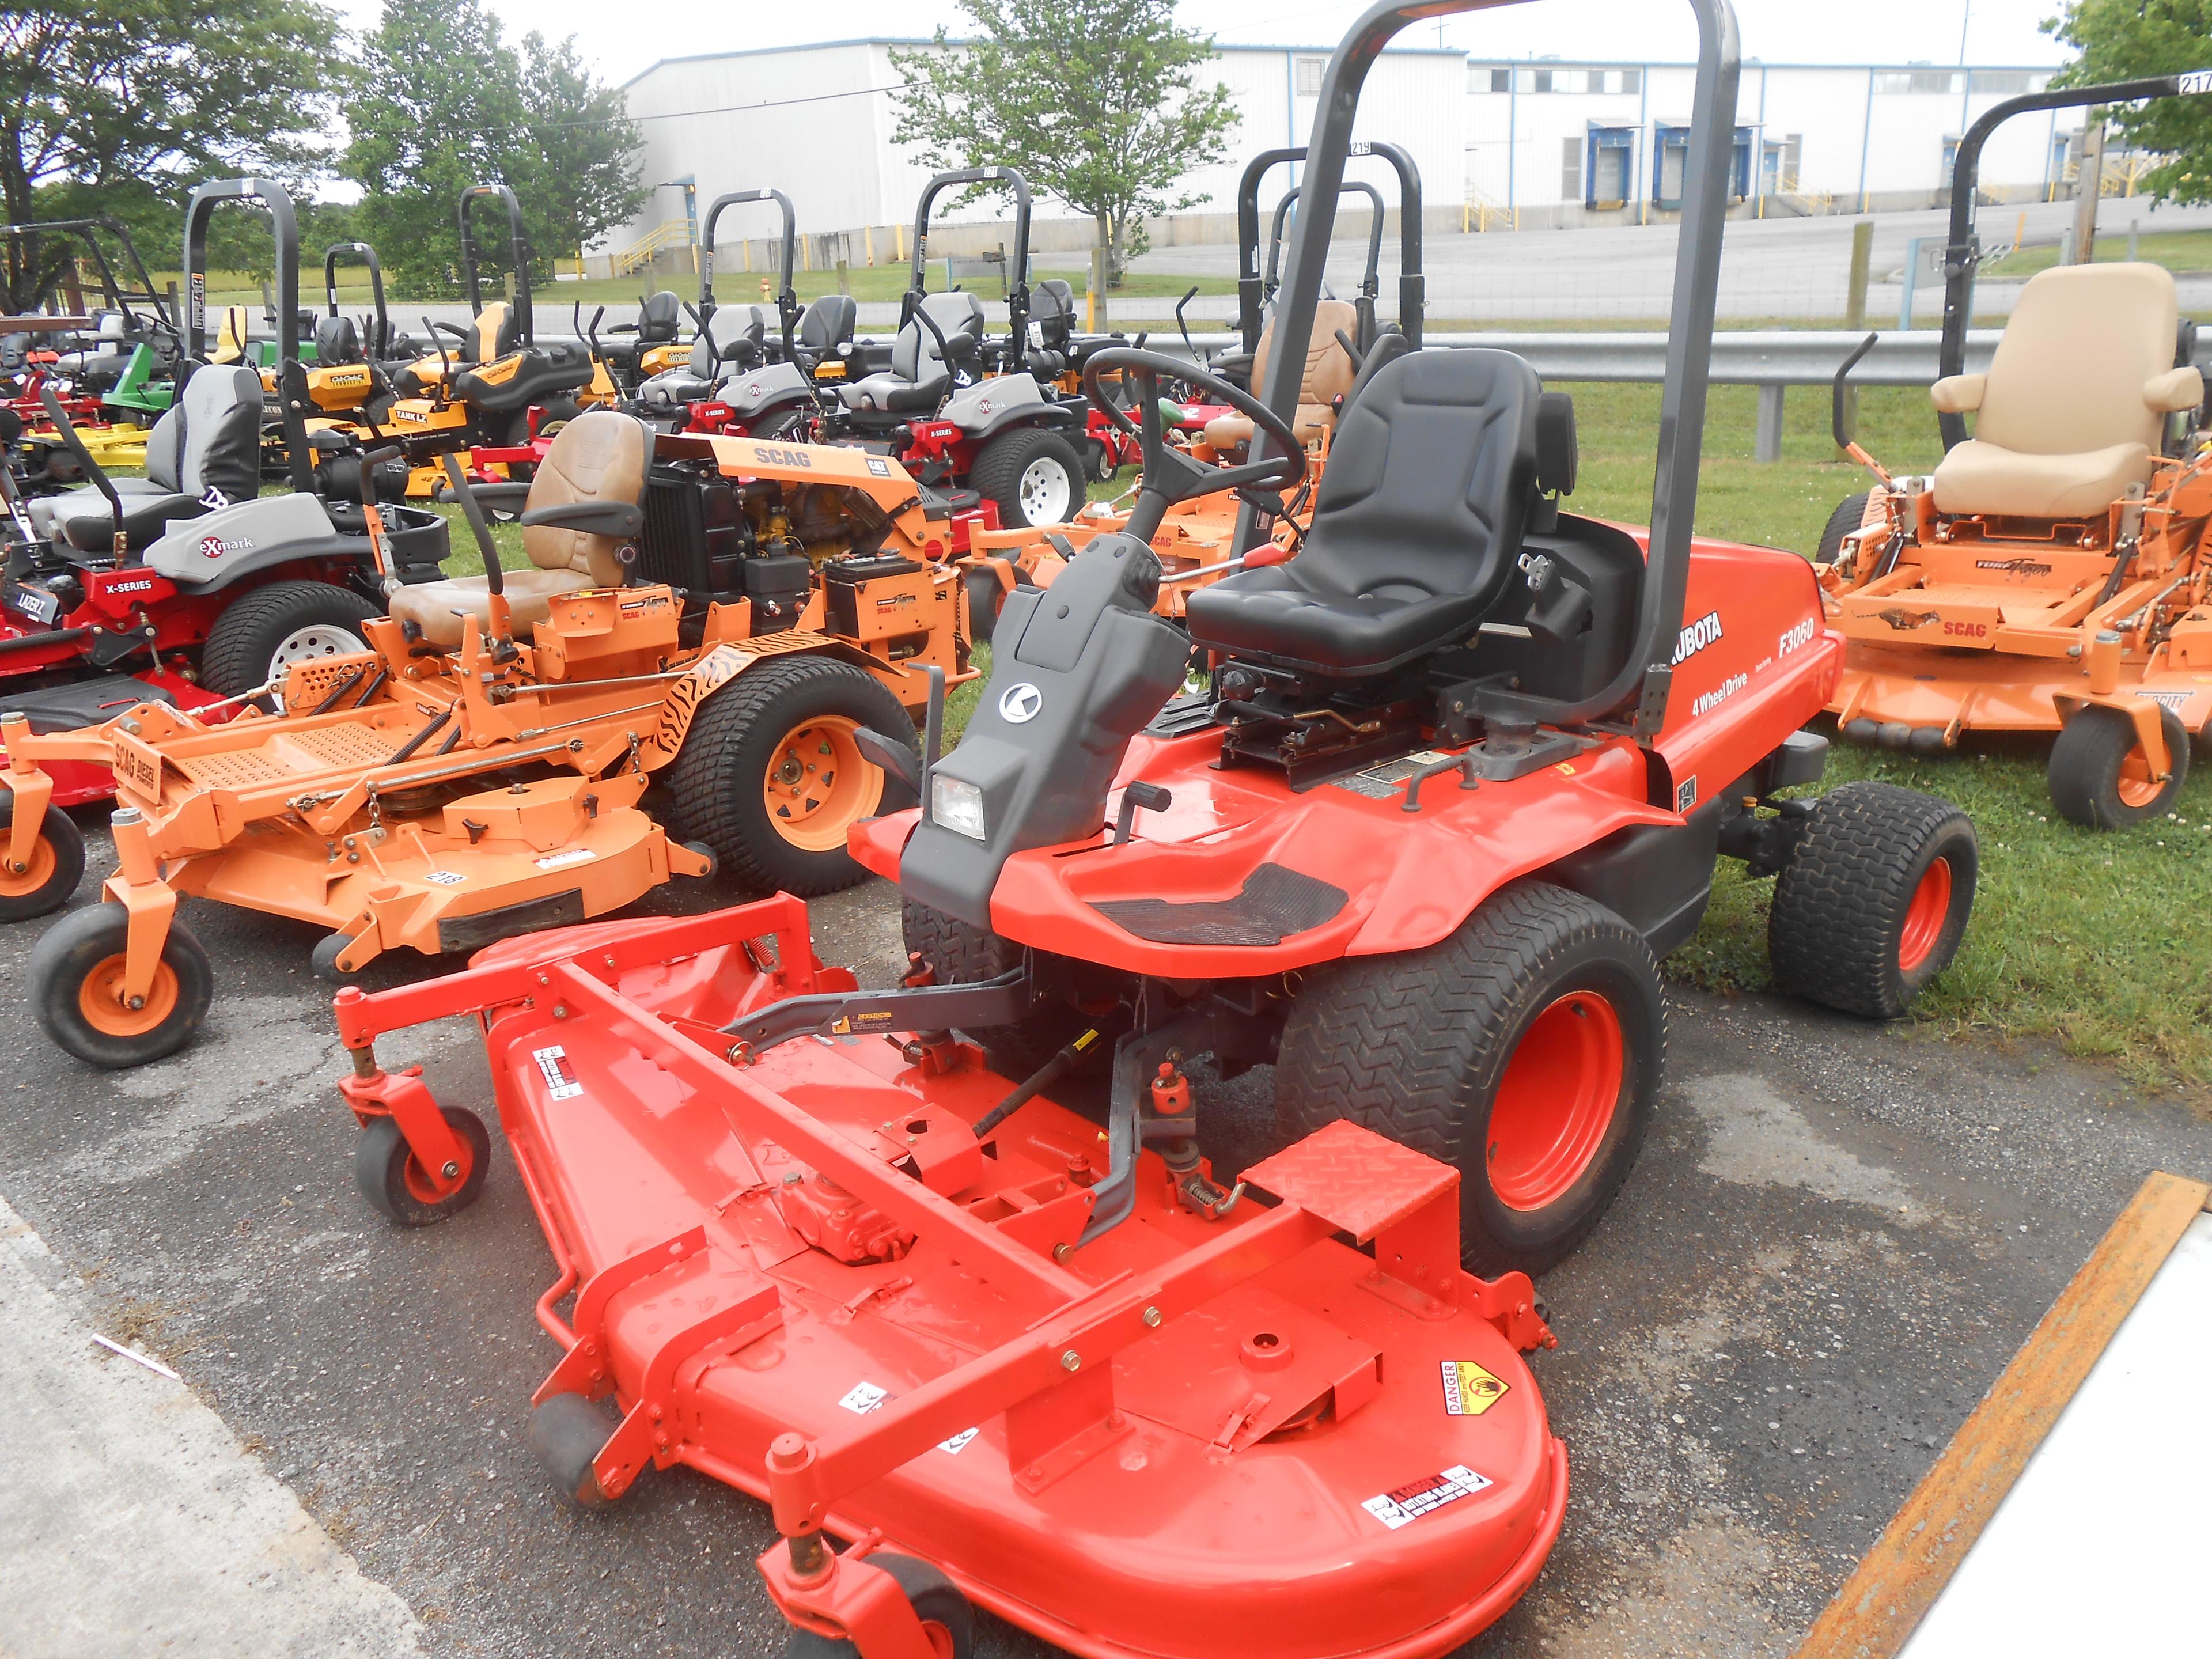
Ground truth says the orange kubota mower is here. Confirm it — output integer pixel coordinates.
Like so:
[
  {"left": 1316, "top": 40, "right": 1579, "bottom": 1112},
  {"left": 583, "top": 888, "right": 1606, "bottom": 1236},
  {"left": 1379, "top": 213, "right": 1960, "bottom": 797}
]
[
  {"left": 1819, "top": 70, "right": 2212, "bottom": 828},
  {"left": 321, "top": 6, "right": 1976, "bottom": 1656},
  {"left": 0, "top": 411, "right": 969, "bottom": 1067}
]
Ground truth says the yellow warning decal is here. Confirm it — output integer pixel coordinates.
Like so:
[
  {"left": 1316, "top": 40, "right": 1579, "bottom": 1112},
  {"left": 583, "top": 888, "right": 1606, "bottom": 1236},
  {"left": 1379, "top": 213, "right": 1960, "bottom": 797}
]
[{"left": 1440, "top": 1359, "right": 1509, "bottom": 1416}]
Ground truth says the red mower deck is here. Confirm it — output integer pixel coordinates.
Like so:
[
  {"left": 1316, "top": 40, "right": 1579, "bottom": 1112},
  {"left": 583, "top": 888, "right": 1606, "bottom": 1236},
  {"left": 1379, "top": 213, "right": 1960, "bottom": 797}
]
[{"left": 333, "top": 896, "right": 1566, "bottom": 1659}]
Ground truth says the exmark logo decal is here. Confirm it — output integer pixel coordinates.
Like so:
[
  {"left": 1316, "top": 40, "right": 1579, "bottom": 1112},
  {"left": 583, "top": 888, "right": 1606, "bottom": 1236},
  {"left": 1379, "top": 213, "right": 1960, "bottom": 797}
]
[
  {"left": 1671, "top": 611, "right": 1723, "bottom": 665},
  {"left": 199, "top": 534, "right": 254, "bottom": 559}
]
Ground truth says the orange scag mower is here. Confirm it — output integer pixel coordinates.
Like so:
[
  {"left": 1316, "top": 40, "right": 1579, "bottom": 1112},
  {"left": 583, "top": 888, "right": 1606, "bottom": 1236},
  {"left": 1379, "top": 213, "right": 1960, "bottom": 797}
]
[
  {"left": 321, "top": 5, "right": 1976, "bottom": 1656},
  {"left": 0, "top": 411, "right": 966, "bottom": 1069},
  {"left": 1818, "top": 69, "right": 2212, "bottom": 828}
]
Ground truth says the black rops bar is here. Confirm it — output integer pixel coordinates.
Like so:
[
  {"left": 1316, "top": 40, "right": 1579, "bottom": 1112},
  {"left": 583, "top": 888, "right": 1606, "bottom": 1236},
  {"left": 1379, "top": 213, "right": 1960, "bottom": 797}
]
[
  {"left": 1936, "top": 70, "right": 2212, "bottom": 451},
  {"left": 1234, "top": 139, "right": 1423, "bottom": 354},
  {"left": 1266, "top": 181, "right": 1386, "bottom": 327},
  {"left": 183, "top": 177, "right": 313, "bottom": 494},
  {"left": 700, "top": 189, "right": 800, "bottom": 357},
  {"left": 323, "top": 242, "right": 389, "bottom": 357},
  {"left": 459, "top": 184, "right": 533, "bottom": 345},
  {"left": 906, "top": 168, "right": 1034, "bottom": 369}
]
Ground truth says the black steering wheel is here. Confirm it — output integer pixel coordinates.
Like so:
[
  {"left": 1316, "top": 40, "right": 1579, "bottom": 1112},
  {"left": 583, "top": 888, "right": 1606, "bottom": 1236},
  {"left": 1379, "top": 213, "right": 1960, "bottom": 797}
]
[{"left": 1080, "top": 347, "right": 1304, "bottom": 542}]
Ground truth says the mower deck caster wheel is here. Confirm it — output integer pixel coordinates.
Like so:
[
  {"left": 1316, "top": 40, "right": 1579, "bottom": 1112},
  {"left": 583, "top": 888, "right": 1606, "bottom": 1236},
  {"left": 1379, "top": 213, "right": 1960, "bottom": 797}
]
[
  {"left": 2047, "top": 703, "right": 2189, "bottom": 830},
  {"left": 680, "top": 839, "right": 717, "bottom": 880},
  {"left": 783, "top": 1554, "right": 974, "bottom": 1657},
  {"left": 29, "top": 902, "right": 213, "bottom": 1068},
  {"left": 354, "top": 1107, "right": 490, "bottom": 1225},
  {"left": 527, "top": 1393, "right": 618, "bottom": 1510},
  {"left": 0, "top": 795, "right": 86, "bottom": 922},
  {"left": 312, "top": 932, "right": 360, "bottom": 983}
]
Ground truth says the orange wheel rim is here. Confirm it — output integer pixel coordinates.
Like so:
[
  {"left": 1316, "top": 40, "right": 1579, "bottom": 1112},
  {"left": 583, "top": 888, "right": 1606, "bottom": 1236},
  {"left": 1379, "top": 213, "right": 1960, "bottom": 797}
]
[
  {"left": 2116, "top": 742, "right": 2164, "bottom": 808},
  {"left": 1897, "top": 857, "right": 1952, "bottom": 974},
  {"left": 1486, "top": 990, "right": 1625, "bottom": 1212},
  {"left": 762, "top": 715, "right": 881, "bottom": 853},
  {"left": 77, "top": 953, "right": 180, "bottom": 1037},
  {"left": 0, "top": 834, "right": 55, "bottom": 897},
  {"left": 397, "top": 1140, "right": 462, "bottom": 1206}
]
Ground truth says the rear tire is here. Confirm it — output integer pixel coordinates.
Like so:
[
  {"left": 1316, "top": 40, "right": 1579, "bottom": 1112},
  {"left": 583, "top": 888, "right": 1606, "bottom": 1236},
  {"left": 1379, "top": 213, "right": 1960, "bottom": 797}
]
[
  {"left": 0, "top": 795, "right": 85, "bottom": 921},
  {"left": 200, "top": 580, "right": 381, "bottom": 704},
  {"left": 2047, "top": 703, "right": 2188, "bottom": 830},
  {"left": 751, "top": 407, "right": 809, "bottom": 441},
  {"left": 782, "top": 1554, "right": 974, "bottom": 1658},
  {"left": 30, "top": 901, "right": 213, "bottom": 1068},
  {"left": 666, "top": 656, "right": 916, "bottom": 895},
  {"left": 1815, "top": 490, "right": 1874, "bottom": 565},
  {"left": 1768, "top": 781, "right": 1976, "bottom": 1017},
  {"left": 971, "top": 427, "right": 1084, "bottom": 529},
  {"left": 1275, "top": 881, "right": 1664, "bottom": 1278}
]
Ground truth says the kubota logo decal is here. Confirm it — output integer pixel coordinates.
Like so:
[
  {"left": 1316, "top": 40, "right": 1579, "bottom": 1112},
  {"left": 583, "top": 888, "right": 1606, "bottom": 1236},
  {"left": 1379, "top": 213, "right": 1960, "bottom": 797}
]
[
  {"left": 1671, "top": 611, "right": 1722, "bottom": 665},
  {"left": 999, "top": 683, "right": 1043, "bottom": 724}
]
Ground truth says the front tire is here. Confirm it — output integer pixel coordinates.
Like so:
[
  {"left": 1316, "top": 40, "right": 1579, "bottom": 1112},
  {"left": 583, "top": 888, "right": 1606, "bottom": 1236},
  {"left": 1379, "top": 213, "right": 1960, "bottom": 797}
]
[
  {"left": 30, "top": 901, "right": 213, "bottom": 1067},
  {"left": 783, "top": 1554, "right": 974, "bottom": 1658},
  {"left": 665, "top": 656, "right": 917, "bottom": 894},
  {"left": 354, "top": 1106, "right": 490, "bottom": 1225},
  {"left": 2047, "top": 703, "right": 2188, "bottom": 830},
  {"left": 0, "top": 794, "right": 85, "bottom": 921},
  {"left": 1815, "top": 490, "right": 1874, "bottom": 565},
  {"left": 1768, "top": 781, "right": 1976, "bottom": 1017},
  {"left": 971, "top": 427, "right": 1084, "bottom": 528},
  {"left": 1275, "top": 881, "right": 1664, "bottom": 1278},
  {"left": 199, "top": 580, "right": 381, "bottom": 705}
]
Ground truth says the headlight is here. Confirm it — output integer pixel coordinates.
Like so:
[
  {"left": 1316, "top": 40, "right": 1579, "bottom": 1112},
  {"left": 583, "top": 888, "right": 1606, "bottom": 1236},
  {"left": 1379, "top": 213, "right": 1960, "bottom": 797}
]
[{"left": 931, "top": 775, "right": 986, "bottom": 841}]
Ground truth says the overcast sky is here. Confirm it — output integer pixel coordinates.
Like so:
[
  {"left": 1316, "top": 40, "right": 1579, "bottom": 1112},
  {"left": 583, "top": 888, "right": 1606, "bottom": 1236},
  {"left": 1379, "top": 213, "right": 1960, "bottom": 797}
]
[{"left": 326, "top": 1, "right": 2068, "bottom": 86}]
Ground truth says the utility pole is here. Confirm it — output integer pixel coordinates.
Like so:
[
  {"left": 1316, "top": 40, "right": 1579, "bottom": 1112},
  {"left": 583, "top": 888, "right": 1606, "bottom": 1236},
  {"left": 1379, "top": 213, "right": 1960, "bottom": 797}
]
[{"left": 2073, "top": 119, "right": 2105, "bottom": 264}]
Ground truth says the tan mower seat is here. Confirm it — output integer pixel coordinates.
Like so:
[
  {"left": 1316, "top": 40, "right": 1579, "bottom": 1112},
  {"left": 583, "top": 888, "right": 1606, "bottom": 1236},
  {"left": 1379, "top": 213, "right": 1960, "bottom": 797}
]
[
  {"left": 1929, "top": 263, "right": 2203, "bottom": 518},
  {"left": 1204, "top": 299, "right": 1361, "bottom": 450},
  {"left": 391, "top": 411, "right": 647, "bottom": 646}
]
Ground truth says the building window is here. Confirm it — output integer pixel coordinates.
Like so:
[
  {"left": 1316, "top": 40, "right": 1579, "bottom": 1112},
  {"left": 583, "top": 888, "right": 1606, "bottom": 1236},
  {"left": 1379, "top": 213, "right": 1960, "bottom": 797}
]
[
  {"left": 1561, "top": 135, "right": 1582, "bottom": 201},
  {"left": 1491, "top": 66, "right": 1510, "bottom": 93},
  {"left": 1621, "top": 67, "right": 1642, "bottom": 96},
  {"left": 1472, "top": 64, "right": 1510, "bottom": 93},
  {"left": 1296, "top": 55, "right": 1325, "bottom": 95},
  {"left": 1969, "top": 69, "right": 2047, "bottom": 95},
  {"left": 1874, "top": 69, "right": 1963, "bottom": 94},
  {"left": 1532, "top": 68, "right": 1553, "bottom": 93}
]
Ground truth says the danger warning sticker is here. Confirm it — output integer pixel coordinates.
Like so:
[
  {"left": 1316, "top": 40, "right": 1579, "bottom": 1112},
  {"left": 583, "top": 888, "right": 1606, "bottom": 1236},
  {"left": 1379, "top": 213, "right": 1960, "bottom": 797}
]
[
  {"left": 532, "top": 1045, "right": 583, "bottom": 1100},
  {"left": 838, "top": 1380, "right": 978, "bottom": 1454},
  {"left": 535, "top": 847, "right": 595, "bottom": 872},
  {"left": 1440, "top": 1359, "right": 1510, "bottom": 1416},
  {"left": 1361, "top": 1465, "right": 1494, "bottom": 1531}
]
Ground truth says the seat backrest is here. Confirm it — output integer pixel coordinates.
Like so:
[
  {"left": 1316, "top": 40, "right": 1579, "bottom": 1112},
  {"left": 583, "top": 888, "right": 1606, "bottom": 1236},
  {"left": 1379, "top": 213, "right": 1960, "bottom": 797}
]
[
  {"left": 692, "top": 306, "right": 766, "bottom": 377},
  {"left": 799, "top": 293, "right": 857, "bottom": 354},
  {"left": 211, "top": 306, "right": 252, "bottom": 366},
  {"left": 1975, "top": 263, "right": 2179, "bottom": 457},
  {"left": 96, "top": 312, "right": 126, "bottom": 342},
  {"left": 313, "top": 313, "right": 362, "bottom": 366},
  {"left": 1252, "top": 297, "right": 1359, "bottom": 418},
  {"left": 175, "top": 364, "right": 266, "bottom": 505},
  {"left": 891, "top": 291, "right": 987, "bottom": 382},
  {"left": 522, "top": 410, "right": 649, "bottom": 584},
  {"left": 469, "top": 301, "right": 517, "bottom": 363},
  {"left": 638, "top": 290, "right": 681, "bottom": 343},
  {"left": 1298, "top": 347, "right": 1541, "bottom": 612},
  {"left": 1032, "top": 278, "right": 1075, "bottom": 346}
]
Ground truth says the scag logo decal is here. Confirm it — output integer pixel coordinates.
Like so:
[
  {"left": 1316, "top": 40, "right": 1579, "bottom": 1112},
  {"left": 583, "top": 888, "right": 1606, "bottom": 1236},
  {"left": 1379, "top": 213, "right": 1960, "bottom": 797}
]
[
  {"left": 749, "top": 445, "right": 812, "bottom": 469},
  {"left": 1942, "top": 621, "right": 1987, "bottom": 638},
  {"left": 1671, "top": 611, "right": 1722, "bottom": 665}
]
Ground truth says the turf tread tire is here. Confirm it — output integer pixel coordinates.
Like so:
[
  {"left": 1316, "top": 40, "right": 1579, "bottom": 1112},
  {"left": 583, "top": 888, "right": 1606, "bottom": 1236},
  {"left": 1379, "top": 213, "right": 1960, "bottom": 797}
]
[
  {"left": 1767, "top": 781, "right": 1976, "bottom": 1018},
  {"left": 1814, "top": 490, "right": 1874, "bottom": 565},
  {"left": 2046, "top": 703, "right": 2188, "bottom": 830},
  {"left": 665, "top": 655, "right": 916, "bottom": 895},
  {"left": 199, "top": 579, "right": 381, "bottom": 700},
  {"left": 969, "top": 427, "right": 1084, "bottom": 529},
  {"left": 1275, "top": 880, "right": 1664, "bottom": 1278}
]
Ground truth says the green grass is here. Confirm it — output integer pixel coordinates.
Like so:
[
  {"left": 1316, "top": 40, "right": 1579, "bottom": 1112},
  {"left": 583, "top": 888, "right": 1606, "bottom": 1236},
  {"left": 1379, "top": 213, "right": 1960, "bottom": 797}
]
[
  {"left": 1979, "top": 225, "right": 2212, "bottom": 279},
  {"left": 1559, "top": 380, "right": 2212, "bottom": 1097}
]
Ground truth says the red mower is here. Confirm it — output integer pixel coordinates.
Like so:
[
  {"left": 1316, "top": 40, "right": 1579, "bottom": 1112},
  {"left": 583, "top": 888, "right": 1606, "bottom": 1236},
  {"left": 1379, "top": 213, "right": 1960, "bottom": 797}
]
[{"left": 325, "top": 4, "right": 1976, "bottom": 1654}]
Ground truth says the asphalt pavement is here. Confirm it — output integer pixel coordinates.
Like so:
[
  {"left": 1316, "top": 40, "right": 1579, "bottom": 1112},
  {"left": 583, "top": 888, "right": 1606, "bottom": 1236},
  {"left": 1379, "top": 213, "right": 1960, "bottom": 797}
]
[{"left": 1, "top": 816, "right": 2207, "bottom": 1658}]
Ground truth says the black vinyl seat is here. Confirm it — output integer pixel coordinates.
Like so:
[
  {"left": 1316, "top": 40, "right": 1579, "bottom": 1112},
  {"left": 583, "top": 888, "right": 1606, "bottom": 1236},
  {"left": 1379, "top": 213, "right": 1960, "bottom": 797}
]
[
  {"left": 1184, "top": 348, "right": 1545, "bottom": 676},
  {"left": 837, "top": 291, "right": 984, "bottom": 414},
  {"left": 313, "top": 313, "right": 363, "bottom": 365}
]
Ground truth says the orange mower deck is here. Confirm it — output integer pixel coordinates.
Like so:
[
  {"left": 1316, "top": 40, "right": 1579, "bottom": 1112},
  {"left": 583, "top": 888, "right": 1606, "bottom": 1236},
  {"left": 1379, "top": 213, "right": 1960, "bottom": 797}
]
[{"left": 330, "top": 896, "right": 1567, "bottom": 1659}]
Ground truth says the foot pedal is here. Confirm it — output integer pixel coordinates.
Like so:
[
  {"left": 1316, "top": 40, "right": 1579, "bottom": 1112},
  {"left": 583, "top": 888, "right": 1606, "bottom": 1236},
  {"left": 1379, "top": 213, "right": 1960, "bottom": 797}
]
[{"left": 1243, "top": 1119, "right": 1457, "bottom": 1244}]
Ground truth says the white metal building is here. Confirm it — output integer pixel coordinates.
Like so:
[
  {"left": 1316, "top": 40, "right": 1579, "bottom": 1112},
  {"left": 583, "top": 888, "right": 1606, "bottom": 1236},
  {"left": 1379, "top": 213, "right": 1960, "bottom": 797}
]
[
  {"left": 1465, "top": 60, "right": 2078, "bottom": 226},
  {"left": 593, "top": 39, "right": 1467, "bottom": 270}
]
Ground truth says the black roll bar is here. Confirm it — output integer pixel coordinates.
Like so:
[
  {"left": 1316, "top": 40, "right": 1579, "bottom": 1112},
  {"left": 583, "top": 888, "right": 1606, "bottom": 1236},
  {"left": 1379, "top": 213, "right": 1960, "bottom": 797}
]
[
  {"left": 0, "top": 218, "right": 173, "bottom": 331},
  {"left": 1265, "top": 181, "right": 1387, "bottom": 347},
  {"left": 1234, "top": 139, "right": 1424, "bottom": 354},
  {"left": 907, "top": 168, "right": 1033, "bottom": 370},
  {"left": 700, "top": 189, "right": 800, "bottom": 358},
  {"left": 1257, "top": 0, "right": 1737, "bottom": 741},
  {"left": 1936, "top": 70, "right": 2212, "bottom": 450},
  {"left": 184, "top": 177, "right": 312, "bottom": 493},
  {"left": 459, "top": 184, "right": 533, "bottom": 344},
  {"left": 323, "top": 241, "right": 389, "bottom": 357}
]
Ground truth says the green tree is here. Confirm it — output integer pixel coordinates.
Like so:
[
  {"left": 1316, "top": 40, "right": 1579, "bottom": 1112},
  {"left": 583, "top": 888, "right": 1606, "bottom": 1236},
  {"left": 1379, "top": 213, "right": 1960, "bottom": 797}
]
[
  {"left": 342, "top": 0, "right": 645, "bottom": 298},
  {"left": 0, "top": 0, "right": 349, "bottom": 311},
  {"left": 2045, "top": 0, "right": 2212, "bottom": 202},
  {"left": 889, "top": 0, "right": 1239, "bottom": 286}
]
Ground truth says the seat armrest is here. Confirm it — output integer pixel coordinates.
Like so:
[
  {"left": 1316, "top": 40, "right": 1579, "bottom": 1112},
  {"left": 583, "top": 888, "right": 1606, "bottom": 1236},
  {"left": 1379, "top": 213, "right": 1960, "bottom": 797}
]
[
  {"left": 2143, "top": 365, "right": 2205, "bottom": 413},
  {"left": 518, "top": 501, "right": 645, "bottom": 538},
  {"left": 1929, "top": 374, "right": 1984, "bottom": 415}
]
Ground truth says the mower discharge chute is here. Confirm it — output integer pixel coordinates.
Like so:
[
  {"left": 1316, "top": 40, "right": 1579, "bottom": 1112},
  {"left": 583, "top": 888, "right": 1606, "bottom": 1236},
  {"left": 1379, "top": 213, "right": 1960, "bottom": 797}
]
[
  {"left": 1819, "top": 70, "right": 2212, "bottom": 830},
  {"left": 1, "top": 412, "right": 965, "bottom": 1067},
  {"left": 315, "top": 5, "right": 1979, "bottom": 1657}
]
